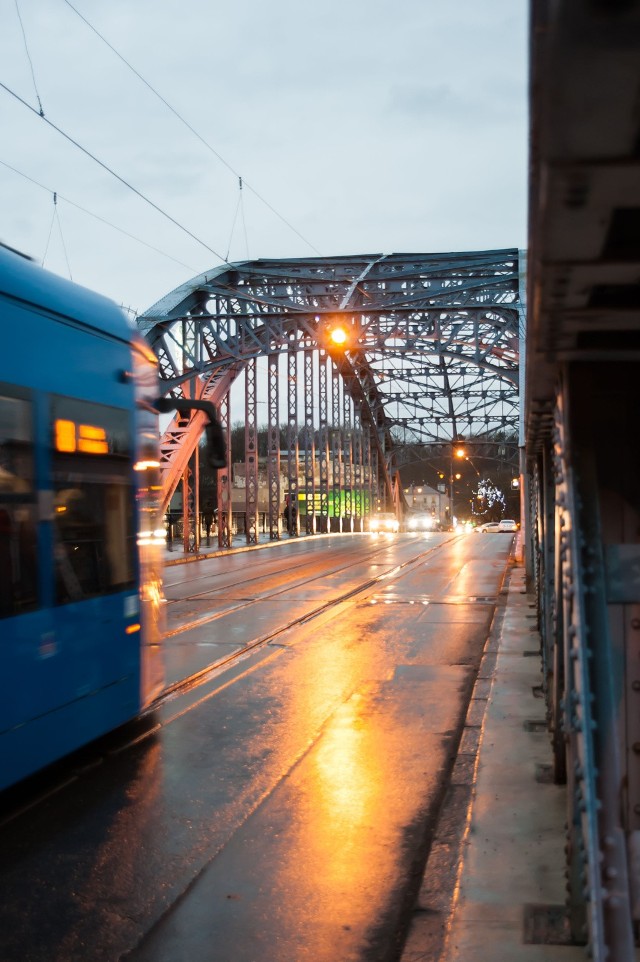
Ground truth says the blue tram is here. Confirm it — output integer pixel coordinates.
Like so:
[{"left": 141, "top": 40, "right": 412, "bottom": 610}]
[{"left": 0, "top": 243, "right": 164, "bottom": 791}]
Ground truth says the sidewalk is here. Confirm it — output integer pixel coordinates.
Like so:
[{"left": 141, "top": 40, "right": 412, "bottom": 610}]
[
  {"left": 163, "top": 529, "right": 317, "bottom": 566},
  {"left": 402, "top": 561, "right": 585, "bottom": 961}
]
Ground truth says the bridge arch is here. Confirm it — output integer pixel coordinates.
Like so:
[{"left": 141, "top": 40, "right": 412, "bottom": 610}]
[{"left": 137, "top": 249, "right": 524, "bottom": 545}]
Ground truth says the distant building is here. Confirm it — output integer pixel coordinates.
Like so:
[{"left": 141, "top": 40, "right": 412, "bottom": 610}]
[{"left": 403, "top": 483, "right": 446, "bottom": 526}]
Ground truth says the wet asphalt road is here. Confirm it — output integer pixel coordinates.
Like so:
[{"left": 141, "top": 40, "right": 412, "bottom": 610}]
[{"left": 0, "top": 531, "right": 514, "bottom": 962}]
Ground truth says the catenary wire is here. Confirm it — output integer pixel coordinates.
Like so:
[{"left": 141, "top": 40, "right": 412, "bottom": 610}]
[
  {"left": 42, "top": 192, "right": 73, "bottom": 279},
  {"left": 13, "top": 0, "right": 44, "bottom": 116},
  {"left": 54, "top": 197, "right": 74, "bottom": 279},
  {"left": 0, "top": 80, "right": 228, "bottom": 262},
  {"left": 0, "top": 158, "right": 199, "bottom": 272},
  {"left": 60, "top": 0, "right": 323, "bottom": 257}
]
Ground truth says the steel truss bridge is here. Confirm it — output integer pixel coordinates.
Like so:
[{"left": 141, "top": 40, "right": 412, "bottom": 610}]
[{"left": 138, "top": 249, "right": 523, "bottom": 549}]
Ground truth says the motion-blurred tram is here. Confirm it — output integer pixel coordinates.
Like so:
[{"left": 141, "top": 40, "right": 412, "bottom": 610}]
[{"left": 0, "top": 243, "right": 165, "bottom": 791}]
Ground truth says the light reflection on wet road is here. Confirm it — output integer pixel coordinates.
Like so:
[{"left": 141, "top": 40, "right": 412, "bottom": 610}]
[{"left": 0, "top": 531, "right": 514, "bottom": 962}]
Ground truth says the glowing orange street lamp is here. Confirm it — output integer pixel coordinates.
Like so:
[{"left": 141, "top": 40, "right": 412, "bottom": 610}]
[{"left": 329, "top": 326, "right": 348, "bottom": 347}]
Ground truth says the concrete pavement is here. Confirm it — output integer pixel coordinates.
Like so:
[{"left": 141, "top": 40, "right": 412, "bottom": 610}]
[{"left": 401, "top": 558, "right": 586, "bottom": 961}]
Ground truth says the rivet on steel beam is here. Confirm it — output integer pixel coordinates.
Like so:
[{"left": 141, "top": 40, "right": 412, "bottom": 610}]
[
  {"left": 632, "top": 680, "right": 640, "bottom": 692},
  {"left": 633, "top": 742, "right": 640, "bottom": 754},
  {"left": 632, "top": 619, "right": 640, "bottom": 630}
]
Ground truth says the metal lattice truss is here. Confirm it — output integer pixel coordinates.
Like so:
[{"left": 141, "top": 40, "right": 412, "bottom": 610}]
[{"left": 138, "top": 249, "right": 523, "bottom": 514}]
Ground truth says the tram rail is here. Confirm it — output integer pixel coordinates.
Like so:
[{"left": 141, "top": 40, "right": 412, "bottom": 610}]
[
  {"left": 163, "top": 532, "right": 459, "bottom": 635},
  {"left": 0, "top": 533, "right": 473, "bottom": 825},
  {"left": 160, "top": 534, "right": 461, "bottom": 699}
]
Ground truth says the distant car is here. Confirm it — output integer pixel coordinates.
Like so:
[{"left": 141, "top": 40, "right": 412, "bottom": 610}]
[
  {"left": 475, "top": 521, "right": 501, "bottom": 534},
  {"left": 406, "top": 513, "right": 435, "bottom": 532},
  {"left": 369, "top": 512, "right": 400, "bottom": 533},
  {"left": 497, "top": 519, "right": 518, "bottom": 532}
]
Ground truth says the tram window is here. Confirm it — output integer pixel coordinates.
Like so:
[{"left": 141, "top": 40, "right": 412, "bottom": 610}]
[
  {"left": 0, "top": 391, "right": 38, "bottom": 618},
  {"left": 51, "top": 398, "right": 135, "bottom": 604}
]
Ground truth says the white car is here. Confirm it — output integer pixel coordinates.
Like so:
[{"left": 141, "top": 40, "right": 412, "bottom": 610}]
[
  {"left": 369, "top": 512, "right": 400, "bottom": 533},
  {"left": 475, "top": 521, "right": 501, "bottom": 534},
  {"left": 497, "top": 519, "right": 518, "bottom": 532}
]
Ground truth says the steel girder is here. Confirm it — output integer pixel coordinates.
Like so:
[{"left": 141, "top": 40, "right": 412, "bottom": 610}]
[
  {"left": 526, "top": 1, "right": 640, "bottom": 956},
  {"left": 138, "top": 249, "right": 522, "bottom": 513}
]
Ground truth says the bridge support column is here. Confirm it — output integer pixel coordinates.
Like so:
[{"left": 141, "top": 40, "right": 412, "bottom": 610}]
[
  {"left": 330, "top": 360, "right": 343, "bottom": 532},
  {"left": 181, "top": 444, "right": 199, "bottom": 553},
  {"left": 267, "top": 351, "right": 281, "bottom": 540},
  {"left": 286, "top": 338, "right": 300, "bottom": 536},
  {"left": 353, "top": 400, "right": 363, "bottom": 532},
  {"left": 343, "top": 391, "right": 354, "bottom": 532},
  {"left": 244, "top": 356, "right": 259, "bottom": 545},
  {"left": 217, "top": 392, "right": 232, "bottom": 549},
  {"left": 318, "top": 351, "right": 330, "bottom": 533},
  {"left": 303, "top": 343, "right": 316, "bottom": 535},
  {"left": 364, "top": 427, "right": 373, "bottom": 528}
]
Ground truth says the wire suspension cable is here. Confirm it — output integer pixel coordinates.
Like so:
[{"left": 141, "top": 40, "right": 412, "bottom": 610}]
[
  {"left": 42, "top": 198, "right": 56, "bottom": 267},
  {"left": 42, "top": 192, "right": 72, "bottom": 279},
  {"left": 14, "top": 0, "right": 44, "bottom": 116},
  {"left": 224, "top": 178, "right": 243, "bottom": 262},
  {"left": 54, "top": 193, "right": 73, "bottom": 280},
  {"left": 60, "top": 0, "right": 322, "bottom": 256},
  {"left": 224, "top": 177, "right": 251, "bottom": 262},
  {"left": 0, "top": 80, "right": 226, "bottom": 261},
  {"left": 0, "top": 158, "right": 198, "bottom": 271},
  {"left": 240, "top": 176, "right": 250, "bottom": 261}
]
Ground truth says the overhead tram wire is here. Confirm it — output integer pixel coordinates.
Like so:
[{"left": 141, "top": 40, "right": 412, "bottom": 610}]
[
  {"left": 0, "top": 158, "right": 198, "bottom": 273},
  {"left": 42, "top": 191, "right": 73, "bottom": 279},
  {"left": 60, "top": 0, "right": 323, "bottom": 258},
  {"left": 13, "top": 0, "right": 44, "bottom": 117},
  {"left": 0, "top": 81, "right": 228, "bottom": 263},
  {"left": 225, "top": 177, "right": 250, "bottom": 262}
]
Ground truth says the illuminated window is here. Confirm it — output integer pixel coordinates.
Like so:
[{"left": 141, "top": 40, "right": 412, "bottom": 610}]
[
  {"left": 51, "top": 397, "right": 134, "bottom": 604},
  {"left": 55, "top": 419, "right": 76, "bottom": 452},
  {"left": 78, "top": 424, "right": 108, "bottom": 455}
]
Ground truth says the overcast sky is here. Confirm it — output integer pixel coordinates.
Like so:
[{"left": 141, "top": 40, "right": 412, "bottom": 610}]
[{"left": 1, "top": 0, "right": 528, "bottom": 317}]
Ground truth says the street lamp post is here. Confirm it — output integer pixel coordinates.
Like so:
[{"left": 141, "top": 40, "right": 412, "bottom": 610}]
[{"left": 450, "top": 441, "right": 466, "bottom": 527}]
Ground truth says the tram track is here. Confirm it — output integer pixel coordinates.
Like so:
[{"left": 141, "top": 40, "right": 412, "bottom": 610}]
[
  {"left": 163, "top": 533, "right": 450, "bottom": 636},
  {"left": 0, "top": 535, "right": 458, "bottom": 824},
  {"left": 163, "top": 532, "right": 430, "bottom": 605},
  {"left": 157, "top": 535, "right": 457, "bottom": 706}
]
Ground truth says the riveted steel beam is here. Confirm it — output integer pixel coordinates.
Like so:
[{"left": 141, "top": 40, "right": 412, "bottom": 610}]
[
  {"left": 267, "top": 351, "right": 281, "bottom": 540},
  {"left": 303, "top": 342, "right": 316, "bottom": 535},
  {"left": 244, "top": 355, "right": 258, "bottom": 545},
  {"left": 216, "top": 392, "right": 232, "bottom": 549}
]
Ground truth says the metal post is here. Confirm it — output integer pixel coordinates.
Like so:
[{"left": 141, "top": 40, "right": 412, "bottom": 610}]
[
  {"left": 217, "top": 391, "right": 232, "bottom": 548},
  {"left": 303, "top": 343, "right": 316, "bottom": 534},
  {"left": 364, "top": 426, "right": 373, "bottom": 524},
  {"left": 244, "top": 356, "right": 258, "bottom": 544},
  {"left": 331, "top": 360, "right": 343, "bottom": 532},
  {"left": 286, "top": 337, "right": 300, "bottom": 536},
  {"left": 353, "top": 400, "right": 363, "bottom": 531},
  {"left": 449, "top": 445, "right": 454, "bottom": 529},
  {"left": 318, "top": 351, "right": 329, "bottom": 533},
  {"left": 267, "top": 350, "right": 281, "bottom": 539},
  {"left": 344, "top": 390, "right": 353, "bottom": 531},
  {"left": 181, "top": 463, "right": 191, "bottom": 553}
]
